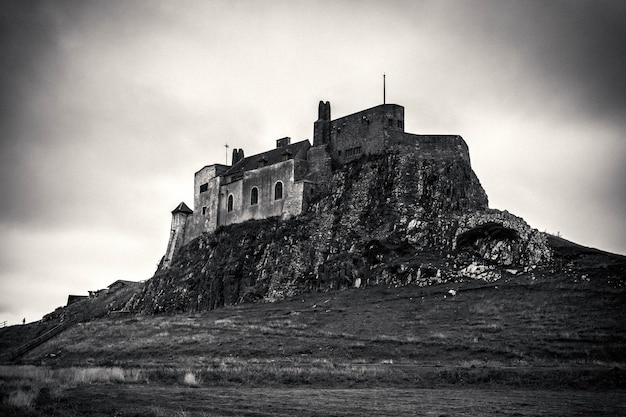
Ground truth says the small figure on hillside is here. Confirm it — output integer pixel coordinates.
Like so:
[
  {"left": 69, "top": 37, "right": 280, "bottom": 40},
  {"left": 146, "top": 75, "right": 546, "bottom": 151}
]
[{"left": 22, "top": 318, "right": 25, "bottom": 325}]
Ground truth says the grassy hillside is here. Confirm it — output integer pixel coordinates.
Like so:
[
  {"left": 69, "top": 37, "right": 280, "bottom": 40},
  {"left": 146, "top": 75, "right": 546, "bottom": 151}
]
[
  {"left": 1, "top": 236, "right": 625, "bottom": 416},
  {"left": 16, "top": 274, "right": 626, "bottom": 369}
]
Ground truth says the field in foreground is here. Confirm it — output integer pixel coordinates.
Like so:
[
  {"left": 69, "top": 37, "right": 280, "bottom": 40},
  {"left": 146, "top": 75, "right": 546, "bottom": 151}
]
[
  {"left": 16, "top": 385, "right": 626, "bottom": 417},
  {"left": 1, "top": 238, "right": 625, "bottom": 416}
]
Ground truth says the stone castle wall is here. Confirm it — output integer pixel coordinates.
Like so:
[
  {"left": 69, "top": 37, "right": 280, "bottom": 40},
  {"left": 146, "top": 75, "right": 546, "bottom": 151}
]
[
  {"left": 218, "top": 159, "right": 303, "bottom": 227},
  {"left": 328, "top": 104, "right": 405, "bottom": 163},
  {"left": 387, "top": 133, "right": 471, "bottom": 164},
  {"left": 187, "top": 164, "right": 229, "bottom": 242}
]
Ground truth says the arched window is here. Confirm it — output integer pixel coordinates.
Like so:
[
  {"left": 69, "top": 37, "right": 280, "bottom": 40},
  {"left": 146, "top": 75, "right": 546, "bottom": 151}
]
[
  {"left": 274, "top": 181, "right": 283, "bottom": 200},
  {"left": 250, "top": 187, "right": 258, "bottom": 205},
  {"left": 227, "top": 195, "right": 234, "bottom": 212}
]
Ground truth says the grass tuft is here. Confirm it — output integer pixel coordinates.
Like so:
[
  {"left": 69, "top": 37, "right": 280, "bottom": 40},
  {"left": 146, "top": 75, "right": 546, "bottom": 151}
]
[
  {"left": 183, "top": 371, "right": 200, "bottom": 387},
  {"left": 6, "top": 388, "right": 38, "bottom": 409},
  {"left": 0, "top": 365, "right": 149, "bottom": 413},
  {"left": 66, "top": 366, "right": 126, "bottom": 384}
]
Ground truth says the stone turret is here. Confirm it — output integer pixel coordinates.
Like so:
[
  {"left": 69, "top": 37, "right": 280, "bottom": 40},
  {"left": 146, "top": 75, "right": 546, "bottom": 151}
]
[{"left": 162, "top": 202, "right": 193, "bottom": 268}]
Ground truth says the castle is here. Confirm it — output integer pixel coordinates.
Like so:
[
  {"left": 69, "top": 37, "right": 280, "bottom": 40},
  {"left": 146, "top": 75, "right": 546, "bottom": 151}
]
[{"left": 162, "top": 100, "right": 471, "bottom": 268}]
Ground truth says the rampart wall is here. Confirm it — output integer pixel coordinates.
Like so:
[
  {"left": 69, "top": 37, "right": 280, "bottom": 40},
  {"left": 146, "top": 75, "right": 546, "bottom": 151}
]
[
  {"left": 387, "top": 133, "right": 471, "bottom": 164},
  {"left": 329, "top": 104, "right": 404, "bottom": 163}
]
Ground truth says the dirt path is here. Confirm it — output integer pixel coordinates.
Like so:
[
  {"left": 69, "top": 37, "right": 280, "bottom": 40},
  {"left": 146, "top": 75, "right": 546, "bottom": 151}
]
[{"left": 61, "top": 385, "right": 626, "bottom": 416}]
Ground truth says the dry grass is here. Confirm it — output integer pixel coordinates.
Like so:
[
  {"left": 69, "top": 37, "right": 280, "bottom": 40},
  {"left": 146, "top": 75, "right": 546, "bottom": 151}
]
[
  {"left": 0, "top": 365, "right": 144, "bottom": 385},
  {"left": 6, "top": 388, "right": 38, "bottom": 409},
  {"left": 0, "top": 365, "right": 149, "bottom": 413},
  {"left": 183, "top": 371, "right": 200, "bottom": 387},
  {"left": 149, "top": 406, "right": 207, "bottom": 417}
]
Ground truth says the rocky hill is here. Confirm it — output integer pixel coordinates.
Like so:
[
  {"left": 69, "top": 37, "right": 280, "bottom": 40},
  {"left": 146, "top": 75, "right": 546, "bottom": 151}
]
[{"left": 126, "top": 144, "right": 551, "bottom": 314}]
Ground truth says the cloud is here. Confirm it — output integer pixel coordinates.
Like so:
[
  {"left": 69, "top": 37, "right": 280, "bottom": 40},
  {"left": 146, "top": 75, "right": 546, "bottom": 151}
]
[
  {"left": 0, "top": 219, "right": 160, "bottom": 325},
  {"left": 462, "top": 0, "right": 626, "bottom": 120}
]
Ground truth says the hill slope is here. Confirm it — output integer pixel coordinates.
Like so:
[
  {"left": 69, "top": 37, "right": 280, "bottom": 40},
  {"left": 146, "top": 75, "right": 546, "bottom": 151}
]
[{"left": 20, "top": 270, "right": 626, "bottom": 376}]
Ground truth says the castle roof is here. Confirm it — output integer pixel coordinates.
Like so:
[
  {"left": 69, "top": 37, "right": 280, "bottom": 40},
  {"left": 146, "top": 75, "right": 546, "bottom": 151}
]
[
  {"left": 172, "top": 202, "right": 193, "bottom": 214},
  {"left": 223, "top": 139, "right": 310, "bottom": 176}
]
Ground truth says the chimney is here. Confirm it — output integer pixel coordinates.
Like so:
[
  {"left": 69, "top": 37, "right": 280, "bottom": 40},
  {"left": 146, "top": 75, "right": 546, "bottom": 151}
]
[
  {"left": 276, "top": 137, "right": 291, "bottom": 148},
  {"left": 232, "top": 148, "right": 245, "bottom": 165},
  {"left": 313, "top": 101, "right": 331, "bottom": 146}
]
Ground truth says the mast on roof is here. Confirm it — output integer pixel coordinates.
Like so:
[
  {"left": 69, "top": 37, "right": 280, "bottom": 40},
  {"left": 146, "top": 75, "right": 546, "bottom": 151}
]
[{"left": 383, "top": 73, "right": 386, "bottom": 105}]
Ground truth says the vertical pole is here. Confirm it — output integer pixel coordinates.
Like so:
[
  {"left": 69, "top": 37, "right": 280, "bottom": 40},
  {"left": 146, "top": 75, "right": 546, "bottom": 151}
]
[
  {"left": 383, "top": 73, "right": 386, "bottom": 105},
  {"left": 225, "top": 144, "right": 229, "bottom": 165}
]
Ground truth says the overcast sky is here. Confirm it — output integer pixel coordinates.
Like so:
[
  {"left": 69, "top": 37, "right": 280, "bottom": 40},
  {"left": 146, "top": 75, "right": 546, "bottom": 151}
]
[{"left": 1, "top": 0, "right": 625, "bottom": 325}]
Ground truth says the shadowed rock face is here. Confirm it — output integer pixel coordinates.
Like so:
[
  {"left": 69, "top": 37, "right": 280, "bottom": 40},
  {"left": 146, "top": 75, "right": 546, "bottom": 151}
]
[
  {"left": 127, "top": 146, "right": 551, "bottom": 314},
  {"left": 457, "top": 222, "right": 520, "bottom": 248}
]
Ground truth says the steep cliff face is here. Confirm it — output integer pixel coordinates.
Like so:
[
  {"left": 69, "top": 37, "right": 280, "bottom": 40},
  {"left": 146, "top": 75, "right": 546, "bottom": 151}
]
[{"left": 127, "top": 145, "right": 551, "bottom": 314}]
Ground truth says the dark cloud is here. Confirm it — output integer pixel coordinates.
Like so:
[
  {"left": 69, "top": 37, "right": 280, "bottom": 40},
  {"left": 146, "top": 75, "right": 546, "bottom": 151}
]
[
  {"left": 0, "top": 2, "right": 53, "bottom": 217},
  {"left": 0, "top": 1, "right": 82, "bottom": 222},
  {"left": 486, "top": 0, "right": 626, "bottom": 120}
]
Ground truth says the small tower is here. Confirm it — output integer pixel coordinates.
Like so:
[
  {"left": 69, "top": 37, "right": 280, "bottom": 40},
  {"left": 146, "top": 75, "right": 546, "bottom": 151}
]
[
  {"left": 162, "top": 202, "right": 193, "bottom": 268},
  {"left": 308, "top": 100, "right": 333, "bottom": 192},
  {"left": 313, "top": 100, "right": 331, "bottom": 146}
]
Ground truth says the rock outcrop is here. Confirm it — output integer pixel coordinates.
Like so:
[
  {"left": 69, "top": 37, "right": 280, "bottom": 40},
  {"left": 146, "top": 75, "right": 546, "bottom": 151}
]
[{"left": 127, "top": 145, "right": 551, "bottom": 314}]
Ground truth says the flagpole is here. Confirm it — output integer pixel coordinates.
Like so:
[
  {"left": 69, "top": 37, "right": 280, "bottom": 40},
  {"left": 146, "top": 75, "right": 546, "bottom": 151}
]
[
  {"left": 225, "top": 144, "right": 229, "bottom": 165},
  {"left": 383, "top": 73, "right": 386, "bottom": 105}
]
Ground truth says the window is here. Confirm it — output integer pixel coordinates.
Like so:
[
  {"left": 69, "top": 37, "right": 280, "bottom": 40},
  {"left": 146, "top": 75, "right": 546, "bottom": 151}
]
[
  {"left": 274, "top": 181, "right": 283, "bottom": 200},
  {"left": 397, "top": 120, "right": 404, "bottom": 128},
  {"left": 387, "top": 119, "right": 394, "bottom": 127},
  {"left": 202, "top": 206, "right": 207, "bottom": 215},
  {"left": 345, "top": 146, "right": 362, "bottom": 158},
  {"left": 227, "top": 195, "right": 233, "bottom": 212},
  {"left": 200, "top": 183, "right": 208, "bottom": 193},
  {"left": 250, "top": 187, "right": 258, "bottom": 205}
]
